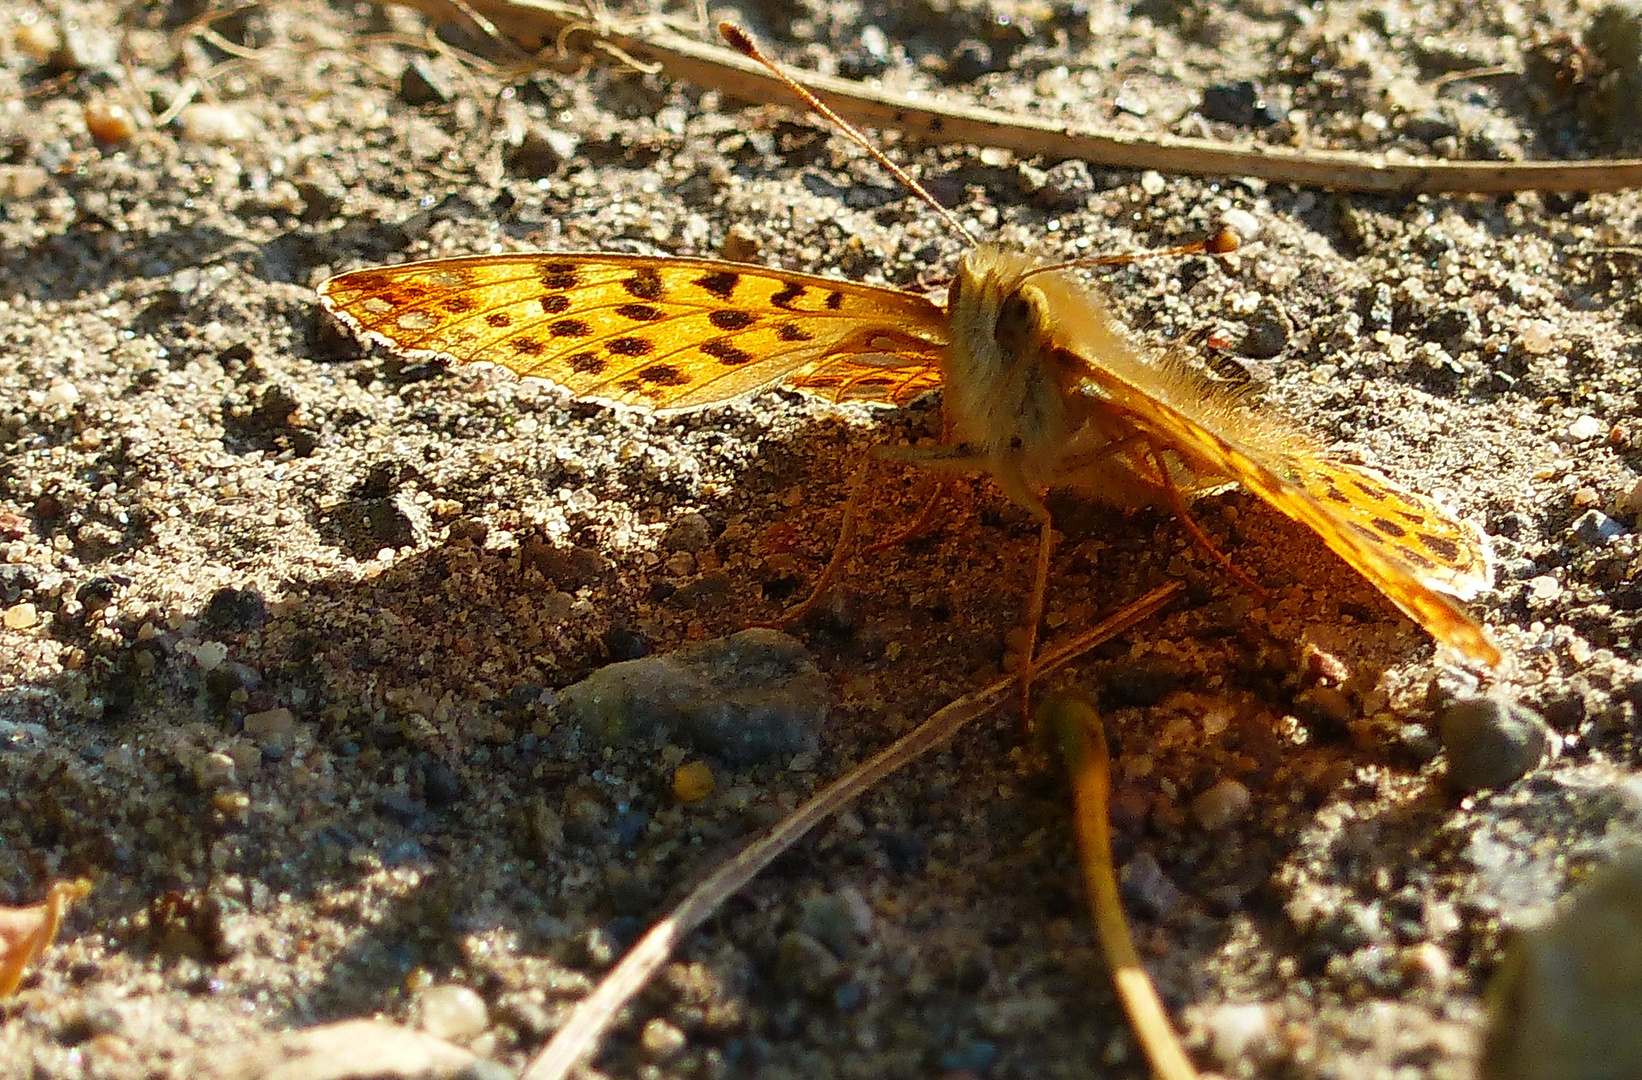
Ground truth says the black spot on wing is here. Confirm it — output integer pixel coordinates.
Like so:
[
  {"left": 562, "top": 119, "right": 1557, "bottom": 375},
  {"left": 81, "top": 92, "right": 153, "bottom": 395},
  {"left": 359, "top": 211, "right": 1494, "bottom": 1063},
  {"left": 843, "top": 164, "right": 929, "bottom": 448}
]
[
  {"left": 1419, "top": 532, "right": 1461, "bottom": 562},
  {"left": 709, "top": 309, "right": 757, "bottom": 330},
  {"left": 695, "top": 271, "right": 740, "bottom": 300},
  {"left": 568, "top": 352, "right": 605, "bottom": 374},
  {"left": 540, "top": 294, "right": 572, "bottom": 315},
  {"left": 639, "top": 364, "right": 688, "bottom": 386},
  {"left": 485, "top": 313, "right": 512, "bottom": 328},
  {"left": 608, "top": 337, "right": 654, "bottom": 357},
  {"left": 771, "top": 282, "right": 806, "bottom": 310},
  {"left": 549, "top": 319, "right": 591, "bottom": 337},
  {"left": 623, "top": 268, "right": 664, "bottom": 300},
  {"left": 616, "top": 303, "right": 664, "bottom": 322},
  {"left": 539, "top": 261, "right": 580, "bottom": 290},
  {"left": 777, "top": 323, "right": 814, "bottom": 342},
  {"left": 1351, "top": 478, "right": 1390, "bottom": 502},
  {"left": 1371, "top": 517, "right": 1407, "bottom": 538},
  {"left": 701, "top": 339, "right": 755, "bottom": 366}
]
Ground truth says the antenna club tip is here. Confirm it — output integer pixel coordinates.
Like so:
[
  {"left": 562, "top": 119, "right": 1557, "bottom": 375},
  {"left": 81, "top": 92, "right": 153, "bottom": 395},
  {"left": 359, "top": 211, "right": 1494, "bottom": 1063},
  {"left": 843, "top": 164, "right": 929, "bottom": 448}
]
[
  {"left": 719, "top": 22, "right": 755, "bottom": 54},
  {"left": 1206, "top": 226, "right": 1241, "bottom": 255}
]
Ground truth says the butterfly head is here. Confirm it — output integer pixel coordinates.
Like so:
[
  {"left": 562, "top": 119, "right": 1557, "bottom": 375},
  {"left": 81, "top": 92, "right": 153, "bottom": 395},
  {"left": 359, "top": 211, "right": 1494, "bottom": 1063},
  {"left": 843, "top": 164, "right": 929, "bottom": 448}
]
[{"left": 940, "top": 246, "right": 1100, "bottom": 504}]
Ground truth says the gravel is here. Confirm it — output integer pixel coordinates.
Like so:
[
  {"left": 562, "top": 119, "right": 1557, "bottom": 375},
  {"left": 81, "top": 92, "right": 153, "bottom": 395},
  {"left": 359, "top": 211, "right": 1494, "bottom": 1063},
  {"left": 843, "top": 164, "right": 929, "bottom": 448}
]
[{"left": 1, "top": 1, "right": 1640, "bottom": 1077}]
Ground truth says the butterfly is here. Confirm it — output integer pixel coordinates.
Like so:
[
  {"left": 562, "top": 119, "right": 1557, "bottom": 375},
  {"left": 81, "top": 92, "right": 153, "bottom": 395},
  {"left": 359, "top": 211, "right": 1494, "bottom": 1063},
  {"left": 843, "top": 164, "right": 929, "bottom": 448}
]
[{"left": 317, "top": 30, "right": 1499, "bottom": 676}]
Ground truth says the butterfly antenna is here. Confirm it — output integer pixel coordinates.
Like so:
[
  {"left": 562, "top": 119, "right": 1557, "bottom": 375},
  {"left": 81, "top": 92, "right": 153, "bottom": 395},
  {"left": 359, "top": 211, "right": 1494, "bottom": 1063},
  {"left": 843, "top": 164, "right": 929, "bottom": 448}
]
[
  {"left": 1021, "top": 227, "right": 1242, "bottom": 281},
  {"left": 719, "top": 23, "right": 979, "bottom": 247}
]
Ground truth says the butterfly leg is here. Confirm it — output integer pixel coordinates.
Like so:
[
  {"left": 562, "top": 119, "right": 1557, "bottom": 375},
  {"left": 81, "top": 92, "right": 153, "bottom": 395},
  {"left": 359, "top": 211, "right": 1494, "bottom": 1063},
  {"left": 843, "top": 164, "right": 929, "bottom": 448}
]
[
  {"left": 761, "top": 453, "right": 878, "bottom": 629},
  {"left": 866, "top": 400, "right": 960, "bottom": 553},
  {"left": 862, "top": 478, "right": 949, "bottom": 554},
  {"left": 983, "top": 455, "right": 1057, "bottom": 724},
  {"left": 1017, "top": 507, "right": 1056, "bottom": 726},
  {"left": 1142, "top": 439, "right": 1269, "bottom": 604},
  {"left": 771, "top": 439, "right": 985, "bottom": 627}
]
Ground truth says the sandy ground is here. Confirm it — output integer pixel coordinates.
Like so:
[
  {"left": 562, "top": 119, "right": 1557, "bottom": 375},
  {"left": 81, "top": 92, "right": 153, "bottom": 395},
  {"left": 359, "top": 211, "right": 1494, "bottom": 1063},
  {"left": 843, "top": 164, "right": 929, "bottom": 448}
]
[{"left": 1, "top": 0, "right": 1641, "bottom": 1077}]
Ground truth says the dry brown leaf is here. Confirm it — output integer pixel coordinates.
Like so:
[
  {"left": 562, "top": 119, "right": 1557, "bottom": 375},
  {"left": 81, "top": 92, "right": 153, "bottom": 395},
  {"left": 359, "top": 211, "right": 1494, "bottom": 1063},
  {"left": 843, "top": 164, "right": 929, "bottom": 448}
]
[{"left": 0, "top": 879, "right": 92, "bottom": 997}]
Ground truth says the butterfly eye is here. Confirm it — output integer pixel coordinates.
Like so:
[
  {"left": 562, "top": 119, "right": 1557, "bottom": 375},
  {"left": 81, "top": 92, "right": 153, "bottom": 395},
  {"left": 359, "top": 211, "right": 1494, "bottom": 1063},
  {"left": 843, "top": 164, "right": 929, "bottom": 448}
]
[{"left": 994, "top": 293, "right": 1037, "bottom": 355}]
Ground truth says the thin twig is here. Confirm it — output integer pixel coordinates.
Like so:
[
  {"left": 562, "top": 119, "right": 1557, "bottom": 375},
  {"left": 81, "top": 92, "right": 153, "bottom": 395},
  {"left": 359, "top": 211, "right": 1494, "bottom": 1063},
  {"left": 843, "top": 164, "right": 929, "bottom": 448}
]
[
  {"left": 522, "top": 582, "right": 1182, "bottom": 1080},
  {"left": 377, "top": 0, "right": 1642, "bottom": 194}
]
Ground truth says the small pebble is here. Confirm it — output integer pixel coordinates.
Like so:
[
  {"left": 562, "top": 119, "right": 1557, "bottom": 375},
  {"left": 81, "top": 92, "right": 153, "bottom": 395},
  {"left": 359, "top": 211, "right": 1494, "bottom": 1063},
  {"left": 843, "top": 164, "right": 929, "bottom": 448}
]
[
  {"left": 44, "top": 380, "right": 80, "bottom": 409},
  {"left": 1624, "top": 477, "right": 1642, "bottom": 515},
  {"left": 1439, "top": 695, "right": 1550, "bottom": 793},
  {"left": 0, "top": 165, "right": 49, "bottom": 200},
  {"left": 800, "top": 888, "right": 871, "bottom": 957},
  {"left": 46, "top": 23, "right": 116, "bottom": 72},
  {"left": 774, "top": 931, "right": 842, "bottom": 996},
  {"left": 1220, "top": 207, "right": 1261, "bottom": 243},
  {"left": 14, "top": 17, "right": 61, "bottom": 62},
  {"left": 859, "top": 23, "right": 889, "bottom": 59},
  {"left": 397, "top": 57, "right": 452, "bottom": 106},
  {"left": 672, "top": 761, "right": 714, "bottom": 803},
  {"left": 4, "top": 602, "right": 39, "bottom": 630},
  {"left": 1295, "top": 685, "right": 1355, "bottom": 731},
  {"left": 176, "top": 103, "right": 255, "bottom": 144},
  {"left": 423, "top": 761, "right": 461, "bottom": 807},
  {"left": 1528, "top": 575, "right": 1562, "bottom": 603},
  {"left": 84, "top": 101, "right": 137, "bottom": 143},
  {"left": 1238, "top": 313, "right": 1287, "bottom": 359},
  {"left": 504, "top": 127, "right": 577, "bottom": 178},
  {"left": 243, "top": 707, "right": 296, "bottom": 739},
  {"left": 1193, "top": 1000, "right": 1276, "bottom": 1065},
  {"left": 1401, "top": 941, "right": 1454, "bottom": 989},
  {"left": 639, "top": 1017, "right": 687, "bottom": 1061},
  {"left": 192, "top": 752, "right": 237, "bottom": 791},
  {"left": 1201, "top": 80, "right": 1263, "bottom": 125},
  {"left": 1139, "top": 170, "right": 1167, "bottom": 195},
  {"left": 1567, "top": 415, "right": 1603, "bottom": 441},
  {"left": 211, "top": 1020, "right": 485, "bottom": 1079},
  {"left": 192, "top": 641, "right": 228, "bottom": 672},
  {"left": 1518, "top": 319, "right": 1557, "bottom": 355},
  {"left": 1572, "top": 509, "right": 1625, "bottom": 547},
  {"left": 1119, "top": 851, "right": 1185, "bottom": 920},
  {"left": 1030, "top": 159, "right": 1095, "bottom": 210},
  {"left": 414, "top": 983, "right": 488, "bottom": 1043},
  {"left": 662, "top": 512, "right": 713, "bottom": 553},
  {"left": 204, "top": 587, "right": 268, "bottom": 632},
  {"left": 719, "top": 223, "right": 759, "bottom": 262},
  {"left": 1190, "top": 778, "right": 1253, "bottom": 830}
]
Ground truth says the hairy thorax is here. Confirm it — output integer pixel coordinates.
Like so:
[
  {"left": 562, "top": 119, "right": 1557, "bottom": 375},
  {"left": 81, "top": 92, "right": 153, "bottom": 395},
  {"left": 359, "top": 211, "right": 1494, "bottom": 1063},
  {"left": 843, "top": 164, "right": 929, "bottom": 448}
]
[{"left": 942, "top": 245, "right": 1220, "bottom": 513}]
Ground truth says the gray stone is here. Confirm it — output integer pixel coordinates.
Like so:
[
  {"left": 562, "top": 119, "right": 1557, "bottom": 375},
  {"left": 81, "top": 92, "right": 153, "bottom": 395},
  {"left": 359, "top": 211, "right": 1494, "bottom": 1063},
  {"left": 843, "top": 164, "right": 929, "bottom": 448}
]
[
  {"left": 556, "top": 629, "right": 829, "bottom": 766},
  {"left": 1482, "top": 849, "right": 1642, "bottom": 1080},
  {"left": 1440, "top": 696, "right": 1550, "bottom": 793}
]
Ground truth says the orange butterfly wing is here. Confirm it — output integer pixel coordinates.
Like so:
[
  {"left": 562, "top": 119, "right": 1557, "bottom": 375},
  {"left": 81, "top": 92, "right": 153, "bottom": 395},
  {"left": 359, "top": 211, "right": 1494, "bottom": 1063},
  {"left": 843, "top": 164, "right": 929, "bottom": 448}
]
[
  {"left": 318, "top": 254, "right": 949, "bottom": 412},
  {"left": 1081, "top": 358, "right": 1499, "bottom": 665},
  {"left": 1029, "top": 267, "right": 1497, "bottom": 665}
]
